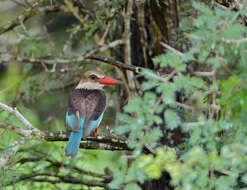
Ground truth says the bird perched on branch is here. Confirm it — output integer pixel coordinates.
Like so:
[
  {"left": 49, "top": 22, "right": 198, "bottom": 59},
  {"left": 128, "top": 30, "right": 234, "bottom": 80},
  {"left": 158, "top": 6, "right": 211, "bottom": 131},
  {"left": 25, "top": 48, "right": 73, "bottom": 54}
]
[{"left": 65, "top": 70, "right": 120, "bottom": 157}]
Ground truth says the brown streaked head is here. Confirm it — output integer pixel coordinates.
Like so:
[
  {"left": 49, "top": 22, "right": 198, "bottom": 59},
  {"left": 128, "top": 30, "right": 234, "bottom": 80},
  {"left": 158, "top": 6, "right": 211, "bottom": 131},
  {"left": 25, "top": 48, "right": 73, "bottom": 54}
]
[{"left": 76, "top": 70, "right": 120, "bottom": 89}]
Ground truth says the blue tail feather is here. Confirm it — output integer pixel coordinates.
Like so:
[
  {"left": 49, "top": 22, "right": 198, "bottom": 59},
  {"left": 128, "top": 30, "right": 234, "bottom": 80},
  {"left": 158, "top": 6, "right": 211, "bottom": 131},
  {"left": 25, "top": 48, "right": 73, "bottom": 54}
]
[
  {"left": 65, "top": 130, "right": 83, "bottom": 157},
  {"left": 65, "top": 112, "right": 105, "bottom": 157}
]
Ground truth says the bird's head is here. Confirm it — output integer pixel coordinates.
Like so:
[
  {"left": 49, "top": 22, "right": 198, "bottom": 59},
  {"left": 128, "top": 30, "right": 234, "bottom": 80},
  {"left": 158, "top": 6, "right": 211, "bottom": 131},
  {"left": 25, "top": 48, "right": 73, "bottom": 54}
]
[{"left": 76, "top": 70, "right": 120, "bottom": 89}]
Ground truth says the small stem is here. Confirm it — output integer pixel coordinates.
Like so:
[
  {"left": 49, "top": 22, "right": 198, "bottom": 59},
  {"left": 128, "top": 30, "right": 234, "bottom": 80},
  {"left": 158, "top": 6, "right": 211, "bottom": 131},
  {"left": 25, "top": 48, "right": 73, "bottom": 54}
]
[{"left": 160, "top": 42, "right": 184, "bottom": 56}]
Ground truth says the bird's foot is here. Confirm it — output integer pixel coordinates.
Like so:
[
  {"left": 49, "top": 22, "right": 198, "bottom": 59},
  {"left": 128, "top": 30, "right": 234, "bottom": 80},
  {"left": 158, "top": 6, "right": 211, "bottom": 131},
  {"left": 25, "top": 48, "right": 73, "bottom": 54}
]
[{"left": 93, "top": 127, "right": 98, "bottom": 137}]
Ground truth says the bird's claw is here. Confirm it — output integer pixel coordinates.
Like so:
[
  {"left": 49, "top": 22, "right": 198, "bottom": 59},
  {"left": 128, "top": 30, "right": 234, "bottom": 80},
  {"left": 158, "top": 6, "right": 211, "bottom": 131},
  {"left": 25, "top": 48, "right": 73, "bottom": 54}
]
[{"left": 93, "top": 127, "right": 98, "bottom": 137}]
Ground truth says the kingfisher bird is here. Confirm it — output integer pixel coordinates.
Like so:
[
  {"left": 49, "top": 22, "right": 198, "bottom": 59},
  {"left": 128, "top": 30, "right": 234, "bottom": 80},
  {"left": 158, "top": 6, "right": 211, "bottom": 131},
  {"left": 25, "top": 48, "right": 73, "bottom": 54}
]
[{"left": 65, "top": 70, "right": 120, "bottom": 157}]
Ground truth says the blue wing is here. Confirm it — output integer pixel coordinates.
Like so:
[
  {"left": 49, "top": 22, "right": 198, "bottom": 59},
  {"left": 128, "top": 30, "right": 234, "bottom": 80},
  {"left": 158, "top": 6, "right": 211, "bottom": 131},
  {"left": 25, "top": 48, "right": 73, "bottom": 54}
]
[
  {"left": 84, "top": 113, "right": 104, "bottom": 136},
  {"left": 65, "top": 112, "right": 104, "bottom": 157}
]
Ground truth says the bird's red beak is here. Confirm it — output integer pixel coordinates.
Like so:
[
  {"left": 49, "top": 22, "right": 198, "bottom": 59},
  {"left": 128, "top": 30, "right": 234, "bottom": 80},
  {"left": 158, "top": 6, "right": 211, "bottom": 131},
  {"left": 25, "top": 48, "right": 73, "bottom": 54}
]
[{"left": 97, "top": 77, "right": 120, "bottom": 85}]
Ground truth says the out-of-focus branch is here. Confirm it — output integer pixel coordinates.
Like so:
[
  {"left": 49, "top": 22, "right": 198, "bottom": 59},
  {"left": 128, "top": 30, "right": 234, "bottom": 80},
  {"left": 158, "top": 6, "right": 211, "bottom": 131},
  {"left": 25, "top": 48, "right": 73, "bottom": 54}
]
[
  {"left": 86, "top": 54, "right": 141, "bottom": 73},
  {"left": 0, "top": 102, "right": 40, "bottom": 134},
  {"left": 3, "top": 173, "right": 107, "bottom": 187},
  {"left": 0, "top": 102, "right": 42, "bottom": 168},
  {"left": 0, "top": 40, "right": 124, "bottom": 65},
  {"left": 160, "top": 42, "right": 184, "bottom": 56},
  {"left": 0, "top": 122, "right": 30, "bottom": 136},
  {"left": 0, "top": 0, "right": 44, "bottom": 35},
  {"left": 84, "top": 39, "right": 124, "bottom": 57},
  {"left": 136, "top": 0, "right": 148, "bottom": 67},
  {"left": 124, "top": 0, "right": 135, "bottom": 99},
  {"left": 0, "top": 38, "right": 143, "bottom": 74},
  {"left": 1, "top": 49, "right": 150, "bottom": 74},
  {"left": 63, "top": 25, "right": 81, "bottom": 53},
  {"left": 29, "top": 177, "right": 106, "bottom": 187},
  {"left": 17, "top": 157, "right": 112, "bottom": 180}
]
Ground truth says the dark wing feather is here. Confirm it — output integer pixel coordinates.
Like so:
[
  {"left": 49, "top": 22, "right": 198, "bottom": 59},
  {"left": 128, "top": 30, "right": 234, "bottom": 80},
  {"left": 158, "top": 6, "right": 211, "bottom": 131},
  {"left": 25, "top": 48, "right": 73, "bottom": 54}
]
[
  {"left": 86, "top": 90, "right": 106, "bottom": 120},
  {"left": 82, "top": 90, "right": 106, "bottom": 133},
  {"left": 67, "top": 89, "right": 106, "bottom": 136}
]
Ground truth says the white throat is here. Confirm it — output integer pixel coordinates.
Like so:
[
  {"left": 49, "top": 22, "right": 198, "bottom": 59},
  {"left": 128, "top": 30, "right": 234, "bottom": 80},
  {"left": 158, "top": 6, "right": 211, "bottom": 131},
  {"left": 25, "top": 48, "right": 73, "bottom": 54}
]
[{"left": 76, "top": 82, "right": 104, "bottom": 90}]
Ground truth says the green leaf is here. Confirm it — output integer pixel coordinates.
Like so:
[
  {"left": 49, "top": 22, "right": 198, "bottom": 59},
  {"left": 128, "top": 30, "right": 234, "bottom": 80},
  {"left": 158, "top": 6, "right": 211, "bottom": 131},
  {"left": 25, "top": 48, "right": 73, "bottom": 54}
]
[
  {"left": 164, "top": 109, "right": 181, "bottom": 129},
  {"left": 125, "top": 183, "right": 141, "bottom": 190}
]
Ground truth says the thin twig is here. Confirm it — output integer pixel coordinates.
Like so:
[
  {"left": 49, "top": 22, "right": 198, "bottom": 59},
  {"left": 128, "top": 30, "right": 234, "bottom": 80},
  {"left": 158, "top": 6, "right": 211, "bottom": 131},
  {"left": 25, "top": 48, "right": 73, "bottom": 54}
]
[
  {"left": 216, "top": 54, "right": 232, "bottom": 74},
  {"left": 223, "top": 37, "right": 247, "bottom": 46},
  {"left": 194, "top": 70, "right": 216, "bottom": 77},
  {"left": 175, "top": 101, "right": 194, "bottom": 110},
  {"left": 214, "top": 2, "right": 229, "bottom": 10},
  {"left": 210, "top": 68, "right": 218, "bottom": 119},
  {"left": 145, "top": 70, "right": 176, "bottom": 82},
  {"left": 160, "top": 42, "right": 184, "bottom": 56},
  {"left": 99, "top": 22, "right": 111, "bottom": 46},
  {"left": 86, "top": 54, "right": 141, "bottom": 73},
  {"left": 63, "top": 25, "right": 81, "bottom": 54},
  {"left": 183, "top": 122, "right": 205, "bottom": 127}
]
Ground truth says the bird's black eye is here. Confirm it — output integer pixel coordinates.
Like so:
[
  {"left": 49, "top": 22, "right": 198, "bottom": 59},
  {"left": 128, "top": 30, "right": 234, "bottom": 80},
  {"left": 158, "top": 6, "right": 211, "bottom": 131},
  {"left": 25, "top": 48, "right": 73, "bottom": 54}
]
[{"left": 89, "top": 74, "right": 97, "bottom": 80}]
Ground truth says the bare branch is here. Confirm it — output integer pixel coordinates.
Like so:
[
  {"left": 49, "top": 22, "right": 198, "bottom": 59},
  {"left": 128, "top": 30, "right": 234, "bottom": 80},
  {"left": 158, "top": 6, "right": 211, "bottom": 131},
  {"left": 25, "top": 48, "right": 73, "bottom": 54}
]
[
  {"left": 84, "top": 39, "right": 124, "bottom": 58},
  {"left": 160, "top": 42, "right": 184, "bottom": 56},
  {"left": 175, "top": 101, "right": 194, "bottom": 110},
  {"left": 0, "top": 40, "right": 124, "bottom": 65},
  {"left": 183, "top": 122, "right": 206, "bottom": 127},
  {"left": 44, "top": 131, "right": 130, "bottom": 151},
  {"left": 0, "top": 102, "right": 40, "bottom": 134},
  {"left": 144, "top": 70, "right": 176, "bottom": 82},
  {"left": 0, "top": 102, "right": 42, "bottom": 168},
  {"left": 193, "top": 70, "right": 216, "bottom": 77},
  {"left": 86, "top": 54, "right": 141, "bottom": 73},
  {"left": 0, "top": 122, "right": 30, "bottom": 136}
]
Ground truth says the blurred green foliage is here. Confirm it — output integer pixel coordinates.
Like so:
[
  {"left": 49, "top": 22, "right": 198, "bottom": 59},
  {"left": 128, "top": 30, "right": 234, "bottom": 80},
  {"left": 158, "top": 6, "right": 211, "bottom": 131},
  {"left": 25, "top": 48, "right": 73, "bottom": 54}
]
[{"left": 109, "top": 2, "right": 247, "bottom": 190}]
